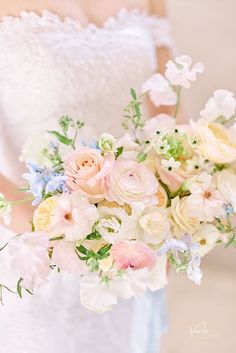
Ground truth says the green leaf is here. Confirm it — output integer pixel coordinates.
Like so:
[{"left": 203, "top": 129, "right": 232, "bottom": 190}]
[
  {"left": 130, "top": 88, "right": 137, "bottom": 100},
  {"left": 98, "top": 244, "right": 112, "bottom": 256},
  {"left": 86, "top": 231, "right": 101, "bottom": 240},
  {"left": 76, "top": 245, "right": 88, "bottom": 255},
  {"left": 136, "top": 152, "right": 147, "bottom": 163},
  {"left": 225, "top": 234, "right": 236, "bottom": 248},
  {"left": 115, "top": 146, "right": 123, "bottom": 159},
  {"left": 25, "top": 289, "right": 34, "bottom": 296},
  {"left": 17, "top": 278, "right": 23, "bottom": 299},
  {"left": 47, "top": 131, "right": 73, "bottom": 145}
]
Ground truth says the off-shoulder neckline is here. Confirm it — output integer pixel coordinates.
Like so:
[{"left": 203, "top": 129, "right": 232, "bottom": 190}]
[{"left": 0, "top": 8, "right": 157, "bottom": 30}]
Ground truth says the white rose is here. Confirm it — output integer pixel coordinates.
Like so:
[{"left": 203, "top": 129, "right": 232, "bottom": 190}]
[
  {"left": 138, "top": 207, "right": 170, "bottom": 244},
  {"left": 192, "top": 120, "right": 236, "bottom": 164},
  {"left": 214, "top": 169, "right": 236, "bottom": 212},
  {"left": 170, "top": 196, "right": 200, "bottom": 236},
  {"left": 193, "top": 224, "right": 220, "bottom": 257}
]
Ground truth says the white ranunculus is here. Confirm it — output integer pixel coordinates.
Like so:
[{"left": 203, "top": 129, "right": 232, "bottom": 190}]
[
  {"left": 97, "top": 206, "right": 136, "bottom": 244},
  {"left": 142, "top": 74, "right": 177, "bottom": 107},
  {"left": 170, "top": 196, "right": 200, "bottom": 236},
  {"left": 193, "top": 224, "right": 220, "bottom": 257},
  {"left": 191, "top": 120, "right": 236, "bottom": 164},
  {"left": 165, "top": 55, "right": 204, "bottom": 88},
  {"left": 214, "top": 169, "right": 236, "bottom": 212},
  {"left": 200, "top": 90, "right": 236, "bottom": 122},
  {"left": 105, "top": 159, "right": 158, "bottom": 205}
]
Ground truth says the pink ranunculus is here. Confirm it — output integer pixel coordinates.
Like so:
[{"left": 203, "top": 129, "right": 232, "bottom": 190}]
[
  {"left": 105, "top": 159, "right": 158, "bottom": 205},
  {"left": 111, "top": 241, "right": 156, "bottom": 271},
  {"left": 64, "top": 147, "right": 115, "bottom": 203}
]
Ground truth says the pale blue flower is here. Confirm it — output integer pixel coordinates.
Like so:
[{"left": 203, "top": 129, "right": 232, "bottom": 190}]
[
  {"left": 23, "top": 160, "right": 67, "bottom": 205},
  {"left": 158, "top": 234, "right": 202, "bottom": 285}
]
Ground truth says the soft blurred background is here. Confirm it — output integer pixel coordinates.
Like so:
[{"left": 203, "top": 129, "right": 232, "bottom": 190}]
[{"left": 163, "top": 1, "right": 236, "bottom": 352}]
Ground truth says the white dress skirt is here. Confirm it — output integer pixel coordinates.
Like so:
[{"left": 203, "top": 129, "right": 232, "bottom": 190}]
[{"left": 0, "top": 9, "right": 172, "bottom": 353}]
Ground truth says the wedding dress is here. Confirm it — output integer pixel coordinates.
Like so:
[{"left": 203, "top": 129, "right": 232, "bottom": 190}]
[{"left": 0, "top": 9, "right": 172, "bottom": 353}]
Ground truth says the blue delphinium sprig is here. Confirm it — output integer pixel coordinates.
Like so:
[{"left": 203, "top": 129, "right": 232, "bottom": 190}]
[{"left": 23, "top": 160, "right": 67, "bottom": 205}]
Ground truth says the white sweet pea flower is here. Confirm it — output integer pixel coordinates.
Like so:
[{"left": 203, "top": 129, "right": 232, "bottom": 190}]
[
  {"left": 80, "top": 272, "right": 139, "bottom": 313},
  {"left": 193, "top": 224, "right": 220, "bottom": 257},
  {"left": 98, "top": 133, "right": 117, "bottom": 152},
  {"left": 165, "top": 55, "right": 204, "bottom": 88},
  {"left": 200, "top": 90, "right": 236, "bottom": 122},
  {"left": 0, "top": 193, "right": 13, "bottom": 226},
  {"left": 161, "top": 157, "right": 181, "bottom": 171},
  {"left": 213, "top": 169, "right": 236, "bottom": 212},
  {"left": 142, "top": 74, "right": 177, "bottom": 107}
]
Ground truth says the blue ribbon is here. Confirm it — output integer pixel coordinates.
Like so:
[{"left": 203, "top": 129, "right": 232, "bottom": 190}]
[{"left": 129, "top": 289, "right": 168, "bottom": 353}]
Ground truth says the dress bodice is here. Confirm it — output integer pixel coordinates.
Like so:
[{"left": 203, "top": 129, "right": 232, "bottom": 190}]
[{"left": 0, "top": 9, "right": 172, "bottom": 183}]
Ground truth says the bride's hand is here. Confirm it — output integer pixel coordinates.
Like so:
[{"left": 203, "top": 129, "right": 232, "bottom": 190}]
[{"left": 0, "top": 174, "right": 33, "bottom": 234}]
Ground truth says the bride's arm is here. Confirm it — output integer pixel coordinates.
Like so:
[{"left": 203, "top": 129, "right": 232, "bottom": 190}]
[
  {"left": 147, "top": 0, "right": 175, "bottom": 117},
  {"left": 0, "top": 174, "right": 33, "bottom": 234}
]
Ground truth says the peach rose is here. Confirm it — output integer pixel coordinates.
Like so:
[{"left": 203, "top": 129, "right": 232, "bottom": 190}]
[
  {"left": 64, "top": 148, "right": 115, "bottom": 203},
  {"left": 111, "top": 241, "right": 156, "bottom": 271}
]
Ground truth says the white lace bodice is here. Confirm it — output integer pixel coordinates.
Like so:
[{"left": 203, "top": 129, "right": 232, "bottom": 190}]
[{"left": 0, "top": 8, "right": 172, "bottom": 183}]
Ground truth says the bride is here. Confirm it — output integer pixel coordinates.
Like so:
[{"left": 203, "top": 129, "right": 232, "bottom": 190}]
[{"left": 0, "top": 0, "right": 173, "bottom": 352}]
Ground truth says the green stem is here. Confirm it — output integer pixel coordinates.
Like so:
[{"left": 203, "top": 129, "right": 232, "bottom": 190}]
[
  {"left": 71, "top": 130, "right": 79, "bottom": 150},
  {"left": 221, "top": 115, "right": 236, "bottom": 126},
  {"left": 174, "top": 86, "right": 182, "bottom": 119},
  {"left": 13, "top": 196, "right": 34, "bottom": 205}
]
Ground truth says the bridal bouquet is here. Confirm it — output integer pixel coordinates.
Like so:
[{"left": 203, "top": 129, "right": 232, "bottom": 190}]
[{"left": 1, "top": 55, "right": 236, "bottom": 312}]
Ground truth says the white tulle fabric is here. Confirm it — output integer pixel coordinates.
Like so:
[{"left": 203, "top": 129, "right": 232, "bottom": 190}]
[{"left": 0, "top": 9, "right": 172, "bottom": 353}]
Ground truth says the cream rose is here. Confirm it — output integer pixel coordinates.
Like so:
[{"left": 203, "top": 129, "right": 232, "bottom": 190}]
[
  {"left": 192, "top": 120, "right": 236, "bottom": 164},
  {"left": 105, "top": 159, "right": 158, "bottom": 205},
  {"left": 64, "top": 147, "right": 115, "bottom": 203},
  {"left": 138, "top": 207, "right": 170, "bottom": 244},
  {"left": 170, "top": 196, "right": 200, "bottom": 236}
]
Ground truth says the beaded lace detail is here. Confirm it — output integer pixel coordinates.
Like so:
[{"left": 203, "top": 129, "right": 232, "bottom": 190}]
[{"left": 0, "top": 9, "right": 172, "bottom": 353}]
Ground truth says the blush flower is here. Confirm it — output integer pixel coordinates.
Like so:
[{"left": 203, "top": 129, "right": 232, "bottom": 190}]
[
  {"left": 64, "top": 147, "right": 115, "bottom": 203},
  {"left": 105, "top": 159, "right": 158, "bottom": 205},
  {"left": 187, "top": 173, "right": 225, "bottom": 222},
  {"left": 111, "top": 241, "right": 156, "bottom": 271},
  {"left": 50, "top": 192, "right": 99, "bottom": 241},
  {"left": 9, "top": 232, "right": 50, "bottom": 290}
]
